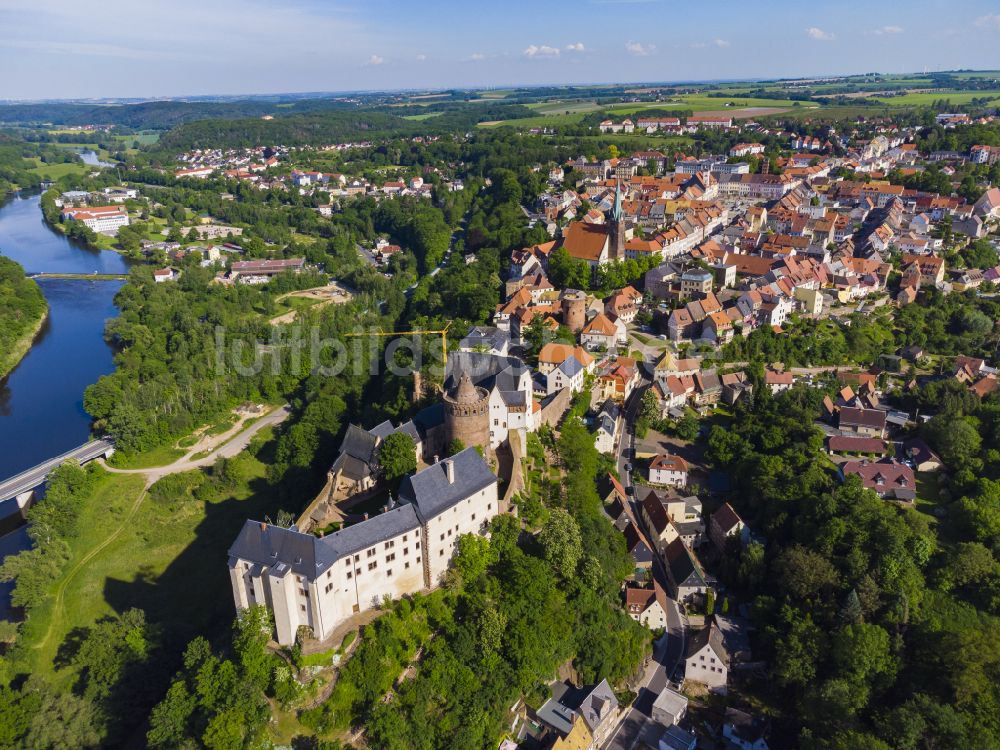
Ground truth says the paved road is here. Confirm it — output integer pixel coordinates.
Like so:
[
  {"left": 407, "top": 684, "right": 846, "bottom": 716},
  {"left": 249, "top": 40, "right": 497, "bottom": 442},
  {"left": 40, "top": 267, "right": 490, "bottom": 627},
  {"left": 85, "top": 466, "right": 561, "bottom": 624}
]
[
  {"left": 603, "top": 376, "right": 688, "bottom": 750},
  {"left": 0, "top": 439, "right": 114, "bottom": 502}
]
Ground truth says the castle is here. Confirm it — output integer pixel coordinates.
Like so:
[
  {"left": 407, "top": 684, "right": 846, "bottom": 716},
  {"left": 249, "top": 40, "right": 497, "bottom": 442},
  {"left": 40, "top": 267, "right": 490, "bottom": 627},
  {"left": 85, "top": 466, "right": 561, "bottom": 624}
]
[{"left": 229, "top": 447, "right": 499, "bottom": 645}]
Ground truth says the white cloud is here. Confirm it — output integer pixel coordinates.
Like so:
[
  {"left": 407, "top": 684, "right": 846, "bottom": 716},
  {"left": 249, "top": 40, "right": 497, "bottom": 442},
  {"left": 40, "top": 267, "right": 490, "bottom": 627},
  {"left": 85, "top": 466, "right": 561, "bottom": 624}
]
[
  {"left": 870, "top": 25, "right": 903, "bottom": 35},
  {"left": 470, "top": 52, "right": 486, "bottom": 61},
  {"left": 367, "top": 54, "right": 383, "bottom": 65},
  {"left": 975, "top": 13, "right": 1000, "bottom": 30},
  {"left": 565, "top": 42, "right": 585, "bottom": 52},
  {"left": 415, "top": 53, "right": 426, "bottom": 61},
  {"left": 625, "top": 40, "right": 655, "bottom": 56},
  {"left": 806, "top": 27, "right": 835, "bottom": 41},
  {"left": 713, "top": 38, "right": 730, "bottom": 48},
  {"left": 523, "top": 44, "right": 560, "bottom": 58},
  {"left": 690, "top": 42, "right": 707, "bottom": 49}
]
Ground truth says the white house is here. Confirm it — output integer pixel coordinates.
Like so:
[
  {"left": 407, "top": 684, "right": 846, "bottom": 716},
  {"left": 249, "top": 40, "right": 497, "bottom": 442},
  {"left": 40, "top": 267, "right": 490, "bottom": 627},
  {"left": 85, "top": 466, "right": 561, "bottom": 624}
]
[
  {"left": 581, "top": 313, "right": 620, "bottom": 350},
  {"left": 546, "top": 355, "right": 585, "bottom": 395},
  {"left": 684, "top": 620, "right": 729, "bottom": 692},
  {"left": 648, "top": 453, "right": 688, "bottom": 487}
]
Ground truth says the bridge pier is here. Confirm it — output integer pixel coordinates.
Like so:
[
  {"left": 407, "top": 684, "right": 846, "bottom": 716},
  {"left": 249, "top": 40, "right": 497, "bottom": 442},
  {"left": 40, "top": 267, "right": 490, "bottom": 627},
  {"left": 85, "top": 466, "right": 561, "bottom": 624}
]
[{"left": 15, "top": 489, "right": 34, "bottom": 512}]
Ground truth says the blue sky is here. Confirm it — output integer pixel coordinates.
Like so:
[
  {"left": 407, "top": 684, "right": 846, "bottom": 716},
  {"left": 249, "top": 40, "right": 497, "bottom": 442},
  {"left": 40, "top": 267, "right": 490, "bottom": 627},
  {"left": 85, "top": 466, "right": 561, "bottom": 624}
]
[{"left": 2, "top": 0, "right": 1000, "bottom": 100}]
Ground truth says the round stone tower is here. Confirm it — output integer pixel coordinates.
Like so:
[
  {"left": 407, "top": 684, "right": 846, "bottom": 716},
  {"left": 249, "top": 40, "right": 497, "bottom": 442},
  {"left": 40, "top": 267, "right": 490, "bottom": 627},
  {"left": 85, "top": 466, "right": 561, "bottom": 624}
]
[
  {"left": 561, "top": 289, "right": 588, "bottom": 334},
  {"left": 444, "top": 373, "right": 490, "bottom": 451}
]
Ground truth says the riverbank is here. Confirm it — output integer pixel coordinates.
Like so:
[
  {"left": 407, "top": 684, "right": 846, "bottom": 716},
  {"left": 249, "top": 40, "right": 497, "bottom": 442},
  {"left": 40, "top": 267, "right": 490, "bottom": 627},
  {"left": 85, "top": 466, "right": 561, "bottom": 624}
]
[
  {"left": 0, "top": 258, "right": 49, "bottom": 380},
  {"left": 0, "top": 306, "right": 49, "bottom": 380}
]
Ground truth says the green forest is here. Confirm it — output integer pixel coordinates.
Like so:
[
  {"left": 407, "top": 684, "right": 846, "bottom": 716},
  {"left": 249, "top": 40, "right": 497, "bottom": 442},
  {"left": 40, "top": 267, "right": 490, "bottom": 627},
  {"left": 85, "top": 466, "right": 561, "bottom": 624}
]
[{"left": 0, "top": 255, "right": 47, "bottom": 377}]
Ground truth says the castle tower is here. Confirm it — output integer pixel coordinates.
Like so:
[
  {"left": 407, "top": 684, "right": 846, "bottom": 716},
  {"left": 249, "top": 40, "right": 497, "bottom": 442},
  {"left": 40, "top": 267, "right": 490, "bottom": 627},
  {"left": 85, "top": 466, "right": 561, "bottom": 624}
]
[
  {"left": 609, "top": 179, "right": 626, "bottom": 260},
  {"left": 444, "top": 373, "right": 490, "bottom": 451},
  {"left": 561, "top": 288, "right": 588, "bottom": 334}
]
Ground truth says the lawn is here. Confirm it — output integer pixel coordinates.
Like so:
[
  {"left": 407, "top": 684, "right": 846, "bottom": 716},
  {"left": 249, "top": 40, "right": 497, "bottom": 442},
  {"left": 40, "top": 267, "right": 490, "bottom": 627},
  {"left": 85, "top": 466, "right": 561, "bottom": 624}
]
[
  {"left": 26, "top": 159, "right": 93, "bottom": 180},
  {"left": 5, "top": 471, "right": 148, "bottom": 685},
  {"left": 107, "top": 443, "right": 186, "bottom": 469},
  {"left": 6, "top": 446, "right": 293, "bottom": 693},
  {"left": 402, "top": 112, "right": 442, "bottom": 121}
]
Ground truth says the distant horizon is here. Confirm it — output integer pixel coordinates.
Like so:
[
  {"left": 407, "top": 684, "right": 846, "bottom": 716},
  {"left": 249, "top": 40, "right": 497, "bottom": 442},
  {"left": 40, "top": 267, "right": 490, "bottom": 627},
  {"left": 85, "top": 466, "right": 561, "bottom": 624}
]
[
  {"left": 3, "top": 0, "right": 1000, "bottom": 100},
  {"left": 2, "top": 68, "right": 998, "bottom": 107}
]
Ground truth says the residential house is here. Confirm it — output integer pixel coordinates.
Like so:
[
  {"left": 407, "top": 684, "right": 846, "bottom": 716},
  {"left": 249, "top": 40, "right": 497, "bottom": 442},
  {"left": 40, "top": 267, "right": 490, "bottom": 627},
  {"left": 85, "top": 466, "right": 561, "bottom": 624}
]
[
  {"left": 709, "top": 503, "right": 747, "bottom": 550},
  {"left": 764, "top": 369, "right": 794, "bottom": 394},
  {"left": 722, "top": 708, "right": 770, "bottom": 750},
  {"left": 838, "top": 407, "right": 887, "bottom": 438},
  {"left": 624, "top": 583, "right": 669, "bottom": 629},
  {"left": 649, "top": 453, "right": 689, "bottom": 487},
  {"left": 840, "top": 458, "right": 916, "bottom": 501},
  {"left": 535, "top": 680, "right": 621, "bottom": 750},
  {"left": 594, "top": 400, "right": 622, "bottom": 455},
  {"left": 684, "top": 619, "right": 729, "bottom": 692},
  {"left": 581, "top": 313, "right": 621, "bottom": 350},
  {"left": 664, "top": 537, "right": 710, "bottom": 603}
]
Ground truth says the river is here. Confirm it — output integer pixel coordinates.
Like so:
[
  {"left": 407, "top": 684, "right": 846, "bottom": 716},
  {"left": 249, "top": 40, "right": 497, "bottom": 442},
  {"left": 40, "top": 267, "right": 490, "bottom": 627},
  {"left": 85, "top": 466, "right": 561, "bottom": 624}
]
[{"left": 0, "top": 192, "right": 128, "bottom": 613}]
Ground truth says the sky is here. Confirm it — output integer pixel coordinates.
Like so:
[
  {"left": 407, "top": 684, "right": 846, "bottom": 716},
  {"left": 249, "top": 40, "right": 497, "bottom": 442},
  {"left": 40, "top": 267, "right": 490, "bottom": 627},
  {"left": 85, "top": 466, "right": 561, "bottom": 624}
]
[{"left": 2, "top": 0, "right": 1000, "bottom": 100}]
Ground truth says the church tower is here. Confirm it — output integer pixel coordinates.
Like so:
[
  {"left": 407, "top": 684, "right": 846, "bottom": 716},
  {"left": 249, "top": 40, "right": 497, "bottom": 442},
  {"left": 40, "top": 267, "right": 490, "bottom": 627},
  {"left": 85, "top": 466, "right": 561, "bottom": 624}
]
[{"left": 609, "top": 179, "right": 626, "bottom": 260}]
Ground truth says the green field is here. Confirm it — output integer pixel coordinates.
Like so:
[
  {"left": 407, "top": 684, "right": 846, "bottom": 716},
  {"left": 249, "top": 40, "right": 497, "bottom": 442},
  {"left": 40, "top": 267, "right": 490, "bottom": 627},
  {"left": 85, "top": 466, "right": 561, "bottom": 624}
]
[
  {"left": 5, "top": 445, "right": 284, "bottom": 687},
  {"left": 872, "top": 89, "right": 1000, "bottom": 106},
  {"left": 27, "top": 159, "right": 94, "bottom": 179},
  {"left": 402, "top": 112, "right": 443, "bottom": 121}
]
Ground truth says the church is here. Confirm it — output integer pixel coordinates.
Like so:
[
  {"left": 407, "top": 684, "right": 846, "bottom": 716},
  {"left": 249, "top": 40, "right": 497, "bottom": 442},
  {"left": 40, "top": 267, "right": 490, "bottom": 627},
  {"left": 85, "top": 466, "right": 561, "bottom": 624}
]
[{"left": 558, "top": 181, "right": 627, "bottom": 266}]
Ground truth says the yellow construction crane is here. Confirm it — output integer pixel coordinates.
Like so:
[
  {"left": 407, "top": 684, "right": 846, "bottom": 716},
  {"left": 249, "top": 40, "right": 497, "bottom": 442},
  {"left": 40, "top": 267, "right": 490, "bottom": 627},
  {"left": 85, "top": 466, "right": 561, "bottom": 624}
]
[{"left": 344, "top": 321, "right": 453, "bottom": 368}]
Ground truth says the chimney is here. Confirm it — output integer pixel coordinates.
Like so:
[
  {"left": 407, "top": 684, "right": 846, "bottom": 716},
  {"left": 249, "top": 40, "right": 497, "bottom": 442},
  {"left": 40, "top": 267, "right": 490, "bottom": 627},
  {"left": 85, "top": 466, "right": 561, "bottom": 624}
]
[
  {"left": 444, "top": 459, "right": 455, "bottom": 484},
  {"left": 260, "top": 522, "right": 267, "bottom": 531}
]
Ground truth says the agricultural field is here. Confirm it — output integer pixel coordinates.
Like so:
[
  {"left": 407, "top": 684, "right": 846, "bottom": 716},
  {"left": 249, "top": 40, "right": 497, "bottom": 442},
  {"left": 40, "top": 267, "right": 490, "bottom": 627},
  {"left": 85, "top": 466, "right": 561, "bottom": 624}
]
[
  {"left": 26, "top": 158, "right": 93, "bottom": 179},
  {"left": 871, "top": 89, "right": 1000, "bottom": 106}
]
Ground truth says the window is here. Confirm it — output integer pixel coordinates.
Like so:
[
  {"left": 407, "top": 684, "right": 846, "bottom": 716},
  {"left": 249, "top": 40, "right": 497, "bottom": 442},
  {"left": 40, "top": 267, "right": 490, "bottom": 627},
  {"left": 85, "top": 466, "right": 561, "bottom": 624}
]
[
  {"left": 494, "top": 419, "right": 499, "bottom": 426},
  {"left": 367, "top": 548, "right": 376, "bottom": 558},
  {"left": 386, "top": 553, "right": 396, "bottom": 563},
  {"left": 403, "top": 534, "right": 408, "bottom": 542},
  {"left": 487, "top": 504, "right": 492, "bottom": 511},
  {"left": 299, "top": 588, "right": 308, "bottom": 597},
  {"left": 416, "top": 556, "right": 421, "bottom": 564},
  {"left": 416, "top": 541, "right": 420, "bottom": 549},
  {"left": 447, "top": 529, "right": 452, "bottom": 536},
  {"left": 440, "top": 550, "right": 444, "bottom": 556},
  {"left": 368, "top": 562, "right": 377, "bottom": 571},
  {"left": 405, "top": 561, "right": 410, "bottom": 569},
  {"left": 354, "top": 554, "right": 360, "bottom": 562},
  {"left": 455, "top": 524, "right": 459, "bottom": 532},
  {"left": 386, "top": 569, "right": 393, "bottom": 577},
  {"left": 471, "top": 514, "right": 476, "bottom": 521},
  {"left": 440, "top": 533, "right": 445, "bottom": 541},
  {"left": 403, "top": 547, "right": 409, "bottom": 556},
  {"left": 300, "top": 605, "right": 306, "bottom": 612},
  {"left": 347, "top": 571, "right": 353, "bottom": 579}
]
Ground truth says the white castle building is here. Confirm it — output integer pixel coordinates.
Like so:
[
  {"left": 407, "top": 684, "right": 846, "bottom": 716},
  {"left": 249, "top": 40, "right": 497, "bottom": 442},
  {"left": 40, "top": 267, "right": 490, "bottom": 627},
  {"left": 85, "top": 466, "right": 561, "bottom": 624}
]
[{"left": 228, "top": 448, "right": 499, "bottom": 645}]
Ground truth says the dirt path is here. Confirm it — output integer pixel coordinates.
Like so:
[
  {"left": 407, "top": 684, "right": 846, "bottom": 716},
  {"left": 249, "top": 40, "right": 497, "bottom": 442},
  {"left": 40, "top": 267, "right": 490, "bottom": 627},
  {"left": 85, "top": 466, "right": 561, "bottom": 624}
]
[
  {"left": 270, "top": 283, "right": 353, "bottom": 325},
  {"left": 101, "top": 404, "right": 291, "bottom": 482}
]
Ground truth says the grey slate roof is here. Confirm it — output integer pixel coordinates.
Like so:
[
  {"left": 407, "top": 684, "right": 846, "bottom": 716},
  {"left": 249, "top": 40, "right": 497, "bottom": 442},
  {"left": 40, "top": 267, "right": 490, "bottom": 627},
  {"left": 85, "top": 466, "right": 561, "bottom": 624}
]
[
  {"left": 229, "top": 504, "right": 422, "bottom": 582},
  {"left": 445, "top": 351, "right": 528, "bottom": 392},
  {"left": 398, "top": 447, "right": 497, "bottom": 521},
  {"left": 459, "top": 326, "right": 509, "bottom": 352},
  {"left": 320, "top": 503, "right": 421, "bottom": 561},
  {"left": 558, "top": 356, "right": 584, "bottom": 378},
  {"left": 229, "top": 520, "right": 336, "bottom": 579}
]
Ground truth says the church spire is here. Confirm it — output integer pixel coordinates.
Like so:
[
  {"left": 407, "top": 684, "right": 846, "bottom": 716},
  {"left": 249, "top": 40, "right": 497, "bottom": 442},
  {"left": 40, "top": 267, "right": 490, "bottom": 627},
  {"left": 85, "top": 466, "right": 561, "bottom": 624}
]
[{"left": 612, "top": 178, "right": 623, "bottom": 222}]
